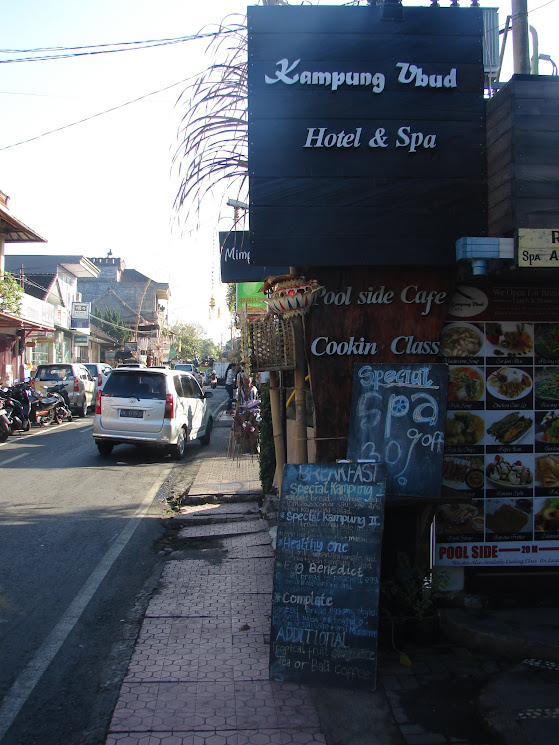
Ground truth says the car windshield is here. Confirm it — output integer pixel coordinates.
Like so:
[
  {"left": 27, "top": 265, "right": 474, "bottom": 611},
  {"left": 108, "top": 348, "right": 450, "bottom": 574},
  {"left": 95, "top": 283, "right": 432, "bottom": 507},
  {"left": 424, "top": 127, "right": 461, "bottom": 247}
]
[
  {"left": 103, "top": 372, "right": 166, "bottom": 400},
  {"left": 174, "top": 364, "right": 194, "bottom": 372},
  {"left": 36, "top": 365, "right": 73, "bottom": 381},
  {"left": 84, "top": 365, "right": 97, "bottom": 376}
]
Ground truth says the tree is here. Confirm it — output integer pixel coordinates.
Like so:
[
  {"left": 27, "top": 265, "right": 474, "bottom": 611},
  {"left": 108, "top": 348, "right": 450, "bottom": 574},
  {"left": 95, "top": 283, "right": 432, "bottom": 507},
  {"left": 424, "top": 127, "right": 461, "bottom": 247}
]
[
  {"left": 172, "top": 322, "right": 207, "bottom": 361},
  {"left": 226, "top": 283, "right": 236, "bottom": 316},
  {"left": 93, "top": 306, "right": 132, "bottom": 346},
  {"left": 0, "top": 272, "right": 23, "bottom": 315},
  {"left": 199, "top": 337, "right": 219, "bottom": 363}
]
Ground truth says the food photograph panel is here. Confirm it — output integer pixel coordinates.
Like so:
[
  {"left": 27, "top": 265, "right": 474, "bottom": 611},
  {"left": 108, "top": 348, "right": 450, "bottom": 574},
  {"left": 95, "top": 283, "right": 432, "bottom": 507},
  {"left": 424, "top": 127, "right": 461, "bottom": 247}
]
[
  {"left": 485, "top": 453, "right": 534, "bottom": 494},
  {"left": 441, "top": 455, "right": 485, "bottom": 495},
  {"left": 484, "top": 410, "right": 533, "bottom": 450},
  {"left": 534, "top": 366, "right": 559, "bottom": 409},
  {"left": 483, "top": 322, "right": 534, "bottom": 363},
  {"left": 535, "top": 411, "right": 559, "bottom": 451},
  {"left": 485, "top": 366, "right": 533, "bottom": 409},
  {"left": 437, "top": 308, "right": 559, "bottom": 564},
  {"left": 534, "top": 323, "right": 559, "bottom": 363},
  {"left": 534, "top": 496, "right": 559, "bottom": 537},
  {"left": 484, "top": 497, "right": 533, "bottom": 539},
  {"left": 439, "top": 322, "right": 484, "bottom": 361},
  {"left": 535, "top": 453, "right": 559, "bottom": 494},
  {"left": 435, "top": 501, "right": 485, "bottom": 541},
  {"left": 445, "top": 411, "right": 485, "bottom": 452},
  {"left": 447, "top": 365, "right": 485, "bottom": 409}
]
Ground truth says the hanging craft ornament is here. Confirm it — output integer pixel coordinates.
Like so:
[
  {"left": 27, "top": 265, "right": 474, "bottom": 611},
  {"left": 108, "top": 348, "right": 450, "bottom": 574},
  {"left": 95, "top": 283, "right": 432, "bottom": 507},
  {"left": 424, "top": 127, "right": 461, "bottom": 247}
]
[{"left": 265, "top": 276, "right": 323, "bottom": 318}]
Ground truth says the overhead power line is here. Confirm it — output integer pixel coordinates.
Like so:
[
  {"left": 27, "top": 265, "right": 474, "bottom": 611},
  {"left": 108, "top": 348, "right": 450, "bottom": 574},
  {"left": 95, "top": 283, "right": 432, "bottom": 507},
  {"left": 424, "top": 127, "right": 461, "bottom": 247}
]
[
  {"left": 0, "top": 28, "right": 236, "bottom": 64},
  {"left": 0, "top": 76, "right": 195, "bottom": 151}
]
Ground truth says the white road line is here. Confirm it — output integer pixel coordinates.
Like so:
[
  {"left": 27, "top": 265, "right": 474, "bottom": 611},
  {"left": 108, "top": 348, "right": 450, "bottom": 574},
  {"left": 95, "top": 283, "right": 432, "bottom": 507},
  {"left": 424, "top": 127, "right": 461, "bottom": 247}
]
[
  {"left": 0, "top": 465, "right": 172, "bottom": 740},
  {"left": 0, "top": 454, "right": 28, "bottom": 466}
]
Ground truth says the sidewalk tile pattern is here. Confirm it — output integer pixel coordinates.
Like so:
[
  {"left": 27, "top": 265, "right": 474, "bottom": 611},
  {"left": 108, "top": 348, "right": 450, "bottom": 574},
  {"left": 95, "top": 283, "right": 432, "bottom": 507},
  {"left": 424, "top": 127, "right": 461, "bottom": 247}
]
[
  {"left": 186, "top": 425, "right": 261, "bottom": 497},
  {"left": 106, "top": 514, "right": 326, "bottom": 745}
]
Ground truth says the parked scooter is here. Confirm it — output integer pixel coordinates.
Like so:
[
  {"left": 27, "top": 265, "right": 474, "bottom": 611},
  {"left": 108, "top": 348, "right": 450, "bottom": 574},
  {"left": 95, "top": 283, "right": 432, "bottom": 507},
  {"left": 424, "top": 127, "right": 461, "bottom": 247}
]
[
  {"left": 46, "top": 382, "right": 72, "bottom": 424},
  {"left": 10, "top": 381, "right": 60, "bottom": 426},
  {"left": 0, "top": 402, "right": 11, "bottom": 442},
  {"left": 0, "top": 386, "right": 31, "bottom": 434}
]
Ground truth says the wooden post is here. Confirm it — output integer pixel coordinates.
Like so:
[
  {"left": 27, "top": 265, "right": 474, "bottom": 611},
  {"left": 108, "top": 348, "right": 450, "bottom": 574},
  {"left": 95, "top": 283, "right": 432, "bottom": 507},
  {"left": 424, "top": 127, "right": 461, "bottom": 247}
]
[
  {"left": 289, "top": 266, "right": 309, "bottom": 465},
  {"left": 269, "top": 370, "right": 285, "bottom": 491},
  {"left": 292, "top": 314, "right": 308, "bottom": 464}
]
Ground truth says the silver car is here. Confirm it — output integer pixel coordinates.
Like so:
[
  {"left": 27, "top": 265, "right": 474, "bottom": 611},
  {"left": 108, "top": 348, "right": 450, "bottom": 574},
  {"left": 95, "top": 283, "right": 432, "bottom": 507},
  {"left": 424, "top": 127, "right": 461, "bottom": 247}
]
[
  {"left": 93, "top": 367, "right": 213, "bottom": 458},
  {"left": 33, "top": 363, "right": 96, "bottom": 418}
]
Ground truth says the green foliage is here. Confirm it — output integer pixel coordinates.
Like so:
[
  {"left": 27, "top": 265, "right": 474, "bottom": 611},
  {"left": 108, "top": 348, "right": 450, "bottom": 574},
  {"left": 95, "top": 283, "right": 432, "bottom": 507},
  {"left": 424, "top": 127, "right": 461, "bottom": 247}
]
[
  {"left": 258, "top": 383, "right": 276, "bottom": 494},
  {"left": 0, "top": 272, "right": 23, "bottom": 315},
  {"left": 226, "top": 284, "right": 236, "bottom": 316},
  {"left": 172, "top": 322, "right": 208, "bottom": 362},
  {"left": 380, "top": 552, "right": 449, "bottom": 622},
  {"left": 199, "top": 337, "right": 218, "bottom": 364},
  {"left": 93, "top": 306, "right": 132, "bottom": 346}
]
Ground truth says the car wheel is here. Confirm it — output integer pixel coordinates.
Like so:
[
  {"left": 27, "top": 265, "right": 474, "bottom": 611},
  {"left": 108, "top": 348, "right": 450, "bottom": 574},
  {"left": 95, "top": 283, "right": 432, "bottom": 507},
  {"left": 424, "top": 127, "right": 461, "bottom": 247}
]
[
  {"left": 97, "top": 442, "right": 114, "bottom": 456},
  {"left": 170, "top": 427, "right": 186, "bottom": 460},
  {"left": 78, "top": 396, "right": 87, "bottom": 418},
  {"left": 199, "top": 417, "right": 213, "bottom": 446}
]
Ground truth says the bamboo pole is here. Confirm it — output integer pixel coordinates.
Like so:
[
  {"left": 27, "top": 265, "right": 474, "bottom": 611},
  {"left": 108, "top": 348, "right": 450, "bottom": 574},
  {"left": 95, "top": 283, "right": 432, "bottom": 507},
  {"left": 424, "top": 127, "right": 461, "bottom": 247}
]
[
  {"left": 269, "top": 370, "right": 285, "bottom": 491},
  {"left": 292, "top": 314, "right": 309, "bottom": 464},
  {"left": 289, "top": 266, "right": 309, "bottom": 464}
]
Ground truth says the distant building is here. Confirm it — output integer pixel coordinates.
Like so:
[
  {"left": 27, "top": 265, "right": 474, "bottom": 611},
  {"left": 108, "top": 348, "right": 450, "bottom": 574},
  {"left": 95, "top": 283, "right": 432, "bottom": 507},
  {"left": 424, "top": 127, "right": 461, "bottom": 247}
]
[{"left": 78, "top": 256, "right": 170, "bottom": 364}]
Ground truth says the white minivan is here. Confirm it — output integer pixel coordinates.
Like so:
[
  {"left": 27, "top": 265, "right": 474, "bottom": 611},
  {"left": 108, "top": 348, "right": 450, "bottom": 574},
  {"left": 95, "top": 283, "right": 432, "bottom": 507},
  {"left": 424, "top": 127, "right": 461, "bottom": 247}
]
[{"left": 93, "top": 367, "right": 213, "bottom": 458}]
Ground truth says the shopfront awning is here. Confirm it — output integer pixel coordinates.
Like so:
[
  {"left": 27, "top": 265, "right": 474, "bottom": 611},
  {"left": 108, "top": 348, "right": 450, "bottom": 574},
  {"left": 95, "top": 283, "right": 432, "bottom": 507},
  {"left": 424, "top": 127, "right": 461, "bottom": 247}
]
[
  {"left": 0, "top": 309, "right": 55, "bottom": 333},
  {"left": 0, "top": 200, "right": 46, "bottom": 243}
]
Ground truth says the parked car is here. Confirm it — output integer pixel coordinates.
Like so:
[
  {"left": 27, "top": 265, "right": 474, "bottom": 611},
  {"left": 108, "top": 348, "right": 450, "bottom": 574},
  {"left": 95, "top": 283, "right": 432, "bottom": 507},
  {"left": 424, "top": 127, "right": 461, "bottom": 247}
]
[
  {"left": 174, "top": 363, "right": 196, "bottom": 374},
  {"left": 33, "top": 363, "right": 96, "bottom": 417},
  {"left": 93, "top": 366, "right": 214, "bottom": 459},
  {"left": 83, "top": 362, "right": 113, "bottom": 393}
]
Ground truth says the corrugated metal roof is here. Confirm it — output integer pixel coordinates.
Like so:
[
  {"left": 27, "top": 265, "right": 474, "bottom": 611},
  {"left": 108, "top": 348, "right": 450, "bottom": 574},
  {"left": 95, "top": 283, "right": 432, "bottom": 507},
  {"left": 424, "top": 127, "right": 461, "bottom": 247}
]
[
  {"left": 5, "top": 254, "right": 99, "bottom": 278},
  {"left": 0, "top": 201, "right": 46, "bottom": 243}
]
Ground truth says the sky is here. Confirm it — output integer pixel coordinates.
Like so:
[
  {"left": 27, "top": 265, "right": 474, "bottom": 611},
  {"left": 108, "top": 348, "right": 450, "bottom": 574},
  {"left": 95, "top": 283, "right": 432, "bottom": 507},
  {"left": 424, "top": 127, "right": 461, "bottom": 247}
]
[{"left": 1, "top": 0, "right": 558, "bottom": 345}]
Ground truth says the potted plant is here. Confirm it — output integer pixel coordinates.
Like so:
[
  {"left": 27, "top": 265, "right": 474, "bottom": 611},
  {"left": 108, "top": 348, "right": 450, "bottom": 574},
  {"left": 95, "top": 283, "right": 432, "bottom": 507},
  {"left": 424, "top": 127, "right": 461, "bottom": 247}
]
[{"left": 380, "top": 552, "right": 449, "bottom": 644}]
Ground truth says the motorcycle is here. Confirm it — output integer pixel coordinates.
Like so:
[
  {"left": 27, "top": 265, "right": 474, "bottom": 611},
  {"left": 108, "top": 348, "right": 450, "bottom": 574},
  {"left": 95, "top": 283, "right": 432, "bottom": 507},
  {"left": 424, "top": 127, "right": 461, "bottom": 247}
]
[
  {"left": 46, "top": 382, "right": 73, "bottom": 424},
  {"left": 210, "top": 371, "right": 218, "bottom": 389},
  {"left": 11, "top": 381, "right": 60, "bottom": 426},
  {"left": 0, "top": 402, "right": 10, "bottom": 442},
  {"left": 0, "top": 386, "right": 31, "bottom": 434}
]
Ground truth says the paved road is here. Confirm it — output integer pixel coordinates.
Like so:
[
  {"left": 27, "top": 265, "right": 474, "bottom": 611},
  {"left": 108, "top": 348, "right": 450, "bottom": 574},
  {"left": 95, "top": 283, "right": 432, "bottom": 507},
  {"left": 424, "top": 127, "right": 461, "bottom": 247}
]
[{"left": 0, "top": 387, "right": 227, "bottom": 745}]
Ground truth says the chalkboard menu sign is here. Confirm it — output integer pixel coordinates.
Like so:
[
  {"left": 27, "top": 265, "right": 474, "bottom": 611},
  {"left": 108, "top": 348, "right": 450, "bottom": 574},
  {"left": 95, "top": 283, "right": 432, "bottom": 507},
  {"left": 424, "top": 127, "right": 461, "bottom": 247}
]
[
  {"left": 269, "top": 462, "right": 385, "bottom": 690},
  {"left": 347, "top": 363, "right": 448, "bottom": 498}
]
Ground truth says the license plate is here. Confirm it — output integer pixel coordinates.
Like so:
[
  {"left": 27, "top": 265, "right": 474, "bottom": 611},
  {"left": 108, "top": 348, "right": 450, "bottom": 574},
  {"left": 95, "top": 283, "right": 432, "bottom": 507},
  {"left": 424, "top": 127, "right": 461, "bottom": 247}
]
[{"left": 120, "top": 409, "right": 143, "bottom": 418}]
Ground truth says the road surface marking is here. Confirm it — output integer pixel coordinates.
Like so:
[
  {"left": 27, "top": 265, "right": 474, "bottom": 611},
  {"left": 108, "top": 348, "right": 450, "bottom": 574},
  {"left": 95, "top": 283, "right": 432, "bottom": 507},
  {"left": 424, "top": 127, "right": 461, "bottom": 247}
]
[
  {"left": 0, "top": 465, "right": 172, "bottom": 740},
  {"left": 0, "top": 454, "right": 27, "bottom": 466}
]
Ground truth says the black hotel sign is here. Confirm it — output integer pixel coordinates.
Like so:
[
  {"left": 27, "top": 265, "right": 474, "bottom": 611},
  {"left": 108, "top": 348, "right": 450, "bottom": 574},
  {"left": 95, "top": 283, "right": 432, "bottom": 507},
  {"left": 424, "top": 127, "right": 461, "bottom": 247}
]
[{"left": 247, "top": 5, "right": 487, "bottom": 267}]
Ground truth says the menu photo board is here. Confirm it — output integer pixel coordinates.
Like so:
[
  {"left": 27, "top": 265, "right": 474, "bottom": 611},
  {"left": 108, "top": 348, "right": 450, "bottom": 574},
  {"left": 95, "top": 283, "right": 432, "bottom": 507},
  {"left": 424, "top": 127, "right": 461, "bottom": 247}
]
[
  {"left": 347, "top": 363, "right": 449, "bottom": 498},
  {"left": 270, "top": 462, "right": 386, "bottom": 690},
  {"left": 436, "top": 285, "right": 559, "bottom": 567}
]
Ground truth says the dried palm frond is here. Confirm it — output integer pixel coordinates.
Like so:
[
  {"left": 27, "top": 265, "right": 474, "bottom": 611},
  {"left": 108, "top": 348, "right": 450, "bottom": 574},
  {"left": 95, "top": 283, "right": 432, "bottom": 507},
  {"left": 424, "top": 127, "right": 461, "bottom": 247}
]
[{"left": 173, "top": 16, "right": 248, "bottom": 223}]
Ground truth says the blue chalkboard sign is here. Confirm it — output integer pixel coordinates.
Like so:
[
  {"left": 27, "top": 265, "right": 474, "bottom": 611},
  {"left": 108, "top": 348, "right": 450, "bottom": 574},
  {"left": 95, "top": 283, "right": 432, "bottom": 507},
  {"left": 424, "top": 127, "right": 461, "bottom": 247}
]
[
  {"left": 347, "top": 363, "right": 448, "bottom": 498},
  {"left": 269, "top": 462, "right": 386, "bottom": 690}
]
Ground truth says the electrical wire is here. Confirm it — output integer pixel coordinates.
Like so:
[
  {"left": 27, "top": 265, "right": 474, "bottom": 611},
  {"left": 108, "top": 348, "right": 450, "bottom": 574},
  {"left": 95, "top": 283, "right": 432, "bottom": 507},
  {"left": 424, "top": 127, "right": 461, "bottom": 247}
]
[
  {"left": 0, "top": 76, "right": 195, "bottom": 151},
  {"left": 0, "top": 28, "right": 235, "bottom": 64}
]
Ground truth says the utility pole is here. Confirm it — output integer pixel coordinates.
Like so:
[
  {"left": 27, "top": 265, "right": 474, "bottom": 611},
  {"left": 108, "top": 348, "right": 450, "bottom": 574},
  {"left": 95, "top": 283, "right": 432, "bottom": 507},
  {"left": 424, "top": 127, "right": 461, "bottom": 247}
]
[
  {"left": 512, "top": 0, "right": 530, "bottom": 74},
  {"left": 135, "top": 279, "right": 151, "bottom": 360}
]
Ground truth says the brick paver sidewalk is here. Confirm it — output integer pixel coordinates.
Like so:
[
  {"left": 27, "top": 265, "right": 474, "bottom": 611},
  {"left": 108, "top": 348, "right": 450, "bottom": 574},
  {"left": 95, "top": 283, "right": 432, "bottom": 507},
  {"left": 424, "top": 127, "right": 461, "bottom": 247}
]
[{"left": 104, "top": 413, "right": 326, "bottom": 745}]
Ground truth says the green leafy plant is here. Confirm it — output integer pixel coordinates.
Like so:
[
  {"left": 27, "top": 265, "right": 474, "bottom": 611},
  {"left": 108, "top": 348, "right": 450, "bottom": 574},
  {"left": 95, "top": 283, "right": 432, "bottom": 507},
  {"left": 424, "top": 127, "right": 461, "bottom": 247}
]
[
  {"left": 380, "top": 552, "right": 449, "bottom": 622},
  {"left": 0, "top": 272, "right": 23, "bottom": 315}
]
